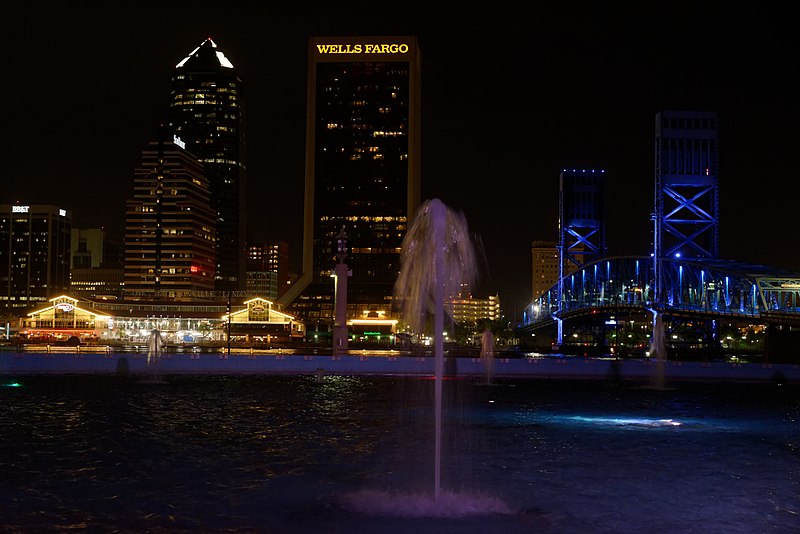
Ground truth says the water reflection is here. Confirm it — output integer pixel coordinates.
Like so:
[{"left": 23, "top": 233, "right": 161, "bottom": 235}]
[{"left": 0, "top": 376, "right": 797, "bottom": 533}]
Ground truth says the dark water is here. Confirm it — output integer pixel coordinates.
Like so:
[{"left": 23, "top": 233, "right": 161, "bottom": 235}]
[{"left": 1, "top": 375, "right": 798, "bottom": 533}]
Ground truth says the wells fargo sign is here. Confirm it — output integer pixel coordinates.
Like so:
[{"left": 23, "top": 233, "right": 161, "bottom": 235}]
[{"left": 316, "top": 43, "right": 410, "bottom": 55}]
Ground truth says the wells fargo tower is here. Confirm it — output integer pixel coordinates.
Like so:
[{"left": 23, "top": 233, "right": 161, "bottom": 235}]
[
  {"left": 280, "top": 36, "right": 421, "bottom": 326},
  {"left": 168, "top": 38, "right": 246, "bottom": 292}
]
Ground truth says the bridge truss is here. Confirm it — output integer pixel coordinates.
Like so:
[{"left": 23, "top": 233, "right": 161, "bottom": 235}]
[{"left": 521, "top": 256, "right": 800, "bottom": 353}]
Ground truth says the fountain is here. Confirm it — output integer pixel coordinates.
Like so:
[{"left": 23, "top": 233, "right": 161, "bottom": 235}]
[
  {"left": 649, "top": 310, "right": 667, "bottom": 389},
  {"left": 145, "top": 328, "right": 165, "bottom": 383},
  {"left": 480, "top": 328, "right": 495, "bottom": 385},
  {"left": 3, "top": 375, "right": 796, "bottom": 531},
  {"left": 393, "top": 198, "right": 480, "bottom": 505}
]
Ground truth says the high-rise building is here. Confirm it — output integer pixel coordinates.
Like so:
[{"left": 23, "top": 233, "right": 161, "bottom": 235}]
[
  {"left": 246, "top": 241, "right": 289, "bottom": 300},
  {"left": 280, "top": 36, "right": 421, "bottom": 327},
  {"left": 168, "top": 38, "right": 246, "bottom": 291},
  {"left": 0, "top": 204, "right": 71, "bottom": 313},
  {"left": 531, "top": 240, "right": 559, "bottom": 301},
  {"left": 445, "top": 290, "right": 502, "bottom": 324},
  {"left": 123, "top": 136, "right": 216, "bottom": 300},
  {"left": 70, "top": 228, "right": 122, "bottom": 269},
  {"left": 70, "top": 228, "right": 124, "bottom": 299},
  {"left": 531, "top": 240, "right": 582, "bottom": 302},
  {"left": 654, "top": 111, "right": 719, "bottom": 260}
]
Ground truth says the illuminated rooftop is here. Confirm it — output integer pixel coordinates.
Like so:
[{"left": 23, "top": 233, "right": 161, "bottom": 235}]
[{"left": 175, "top": 37, "right": 234, "bottom": 69}]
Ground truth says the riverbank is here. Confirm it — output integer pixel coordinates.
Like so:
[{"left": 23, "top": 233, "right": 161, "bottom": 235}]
[{"left": 1, "top": 351, "right": 797, "bottom": 384}]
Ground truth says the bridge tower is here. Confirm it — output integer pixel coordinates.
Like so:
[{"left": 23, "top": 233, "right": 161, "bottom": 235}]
[
  {"left": 653, "top": 111, "right": 719, "bottom": 270},
  {"left": 652, "top": 111, "right": 720, "bottom": 358},
  {"left": 557, "top": 169, "right": 606, "bottom": 344}
]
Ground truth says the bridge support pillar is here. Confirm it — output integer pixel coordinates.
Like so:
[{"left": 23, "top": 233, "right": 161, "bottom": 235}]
[{"left": 557, "top": 318, "right": 563, "bottom": 346}]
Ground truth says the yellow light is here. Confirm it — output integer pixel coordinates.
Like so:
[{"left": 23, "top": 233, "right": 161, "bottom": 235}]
[{"left": 348, "top": 319, "right": 398, "bottom": 326}]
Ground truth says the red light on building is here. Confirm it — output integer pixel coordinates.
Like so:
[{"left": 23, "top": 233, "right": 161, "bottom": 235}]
[{"left": 190, "top": 265, "right": 199, "bottom": 273}]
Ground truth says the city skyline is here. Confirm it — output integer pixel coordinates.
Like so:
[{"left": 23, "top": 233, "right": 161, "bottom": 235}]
[{"left": 4, "top": 4, "right": 795, "bottom": 315}]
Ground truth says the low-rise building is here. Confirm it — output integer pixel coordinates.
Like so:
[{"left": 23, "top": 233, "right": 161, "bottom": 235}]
[{"left": 16, "top": 295, "right": 304, "bottom": 346}]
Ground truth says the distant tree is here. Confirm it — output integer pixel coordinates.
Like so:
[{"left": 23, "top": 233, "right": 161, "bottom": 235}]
[{"left": 450, "top": 320, "right": 478, "bottom": 345}]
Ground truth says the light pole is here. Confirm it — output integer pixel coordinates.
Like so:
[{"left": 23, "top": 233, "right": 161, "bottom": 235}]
[
  {"left": 332, "top": 228, "right": 351, "bottom": 356},
  {"left": 226, "top": 290, "right": 231, "bottom": 358}
]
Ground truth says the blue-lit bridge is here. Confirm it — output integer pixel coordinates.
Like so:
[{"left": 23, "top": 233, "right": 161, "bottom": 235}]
[
  {"left": 515, "top": 114, "right": 800, "bottom": 360},
  {"left": 518, "top": 256, "right": 800, "bottom": 359}
]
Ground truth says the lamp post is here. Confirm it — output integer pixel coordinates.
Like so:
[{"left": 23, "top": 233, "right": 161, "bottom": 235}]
[
  {"left": 332, "top": 228, "right": 351, "bottom": 356},
  {"left": 226, "top": 290, "right": 231, "bottom": 358}
]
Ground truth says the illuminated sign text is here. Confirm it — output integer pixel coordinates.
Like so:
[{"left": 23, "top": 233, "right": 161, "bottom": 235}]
[
  {"left": 173, "top": 135, "right": 186, "bottom": 149},
  {"left": 12, "top": 205, "right": 29, "bottom": 213},
  {"left": 316, "top": 43, "right": 409, "bottom": 55}
]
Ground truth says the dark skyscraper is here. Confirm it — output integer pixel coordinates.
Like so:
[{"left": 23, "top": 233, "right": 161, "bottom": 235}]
[
  {"left": 280, "top": 36, "right": 421, "bottom": 328},
  {"left": 168, "top": 38, "right": 246, "bottom": 292}
]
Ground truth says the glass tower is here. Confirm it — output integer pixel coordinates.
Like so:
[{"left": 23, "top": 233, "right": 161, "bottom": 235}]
[
  {"left": 280, "top": 36, "right": 421, "bottom": 329},
  {"left": 168, "top": 38, "right": 246, "bottom": 292}
]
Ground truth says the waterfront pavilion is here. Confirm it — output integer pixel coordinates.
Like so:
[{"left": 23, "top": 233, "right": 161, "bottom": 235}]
[{"left": 15, "top": 295, "right": 305, "bottom": 346}]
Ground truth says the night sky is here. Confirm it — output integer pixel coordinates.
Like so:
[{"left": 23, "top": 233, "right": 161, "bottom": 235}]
[{"left": 5, "top": 3, "right": 796, "bottom": 316}]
